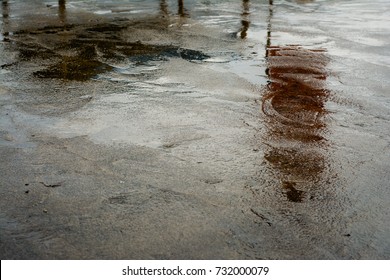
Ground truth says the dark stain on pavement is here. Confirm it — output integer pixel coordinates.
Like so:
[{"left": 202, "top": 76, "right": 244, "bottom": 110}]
[{"left": 5, "top": 19, "right": 210, "bottom": 81}]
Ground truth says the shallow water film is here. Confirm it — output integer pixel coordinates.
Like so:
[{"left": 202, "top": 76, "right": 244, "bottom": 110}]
[{"left": 1, "top": 0, "right": 389, "bottom": 259}]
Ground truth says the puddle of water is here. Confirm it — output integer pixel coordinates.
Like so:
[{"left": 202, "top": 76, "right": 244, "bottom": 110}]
[
  {"left": 1, "top": 1, "right": 221, "bottom": 82},
  {"left": 8, "top": 20, "right": 210, "bottom": 81},
  {"left": 34, "top": 56, "right": 113, "bottom": 81}
]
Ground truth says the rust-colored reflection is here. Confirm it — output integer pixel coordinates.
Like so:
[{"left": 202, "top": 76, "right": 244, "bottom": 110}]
[
  {"left": 240, "top": 0, "right": 250, "bottom": 39},
  {"left": 262, "top": 45, "right": 330, "bottom": 202},
  {"left": 264, "top": 46, "right": 329, "bottom": 129}
]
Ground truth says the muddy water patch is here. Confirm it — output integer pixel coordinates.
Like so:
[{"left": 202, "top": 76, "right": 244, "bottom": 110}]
[{"left": 3, "top": 17, "right": 210, "bottom": 82}]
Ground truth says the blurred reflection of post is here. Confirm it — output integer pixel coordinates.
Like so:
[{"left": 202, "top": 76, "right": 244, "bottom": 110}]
[
  {"left": 178, "top": 0, "right": 188, "bottom": 17},
  {"left": 265, "top": 0, "right": 273, "bottom": 57},
  {"left": 58, "top": 0, "right": 68, "bottom": 77},
  {"left": 240, "top": 0, "right": 250, "bottom": 39},
  {"left": 262, "top": 0, "right": 331, "bottom": 202},
  {"left": 1, "top": 0, "right": 9, "bottom": 39},
  {"left": 159, "top": 0, "right": 170, "bottom": 28},
  {"left": 59, "top": 0, "right": 66, "bottom": 24},
  {"left": 178, "top": 0, "right": 184, "bottom": 16},
  {"left": 160, "top": 0, "right": 168, "bottom": 17}
]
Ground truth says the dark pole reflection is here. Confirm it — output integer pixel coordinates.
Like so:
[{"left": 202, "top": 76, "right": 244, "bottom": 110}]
[
  {"left": 178, "top": 0, "right": 188, "bottom": 17},
  {"left": 1, "top": 0, "right": 9, "bottom": 39},
  {"left": 265, "top": 0, "right": 273, "bottom": 57},
  {"left": 159, "top": 1, "right": 188, "bottom": 20},
  {"left": 178, "top": 0, "right": 184, "bottom": 16},
  {"left": 58, "top": 0, "right": 66, "bottom": 24},
  {"left": 240, "top": 0, "right": 250, "bottom": 39},
  {"left": 262, "top": 0, "right": 331, "bottom": 203}
]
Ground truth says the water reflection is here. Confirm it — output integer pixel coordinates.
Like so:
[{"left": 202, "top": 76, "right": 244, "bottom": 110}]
[
  {"left": 265, "top": 0, "right": 273, "bottom": 57},
  {"left": 0, "top": 1, "right": 209, "bottom": 81},
  {"left": 240, "top": 0, "right": 250, "bottom": 39},
  {"left": 58, "top": 0, "right": 66, "bottom": 23},
  {"left": 263, "top": 45, "right": 330, "bottom": 202},
  {"left": 158, "top": 0, "right": 188, "bottom": 17},
  {"left": 178, "top": 0, "right": 188, "bottom": 17},
  {"left": 1, "top": 0, "right": 9, "bottom": 39},
  {"left": 263, "top": 1, "right": 330, "bottom": 202},
  {"left": 160, "top": 0, "right": 169, "bottom": 17}
]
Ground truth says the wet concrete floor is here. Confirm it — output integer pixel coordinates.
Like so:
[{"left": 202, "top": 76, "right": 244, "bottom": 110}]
[{"left": 1, "top": 0, "right": 389, "bottom": 259}]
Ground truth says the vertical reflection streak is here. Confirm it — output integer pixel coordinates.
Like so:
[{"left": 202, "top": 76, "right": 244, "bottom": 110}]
[
  {"left": 262, "top": 1, "right": 331, "bottom": 203},
  {"left": 240, "top": 0, "right": 250, "bottom": 39},
  {"left": 265, "top": 0, "right": 273, "bottom": 57},
  {"left": 178, "top": 0, "right": 187, "bottom": 17},
  {"left": 1, "top": 0, "right": 10, "bottom": 39},
  {"left": 159, "top": 0, "right": 170, "bottom": 28},
  {"left": 58, "top": 0, "right": 66, "bottom": 24},
  {"left": 160, "top": 0, "right": 168, "bottom": 17}
]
